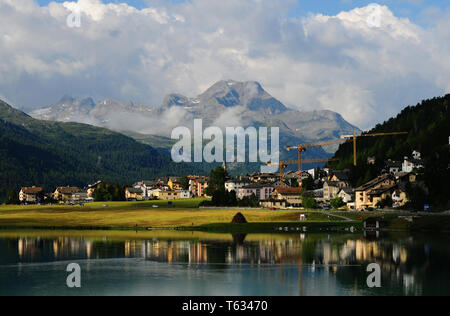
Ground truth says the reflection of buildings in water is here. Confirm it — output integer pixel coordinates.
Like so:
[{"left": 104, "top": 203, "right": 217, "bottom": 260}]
[
  {"left": 323, "top": 238, "right": 423, "bottom": 295},
  {"left": 14, "top": 236, "right": 411, "bottom": 269},
  {"left": 188, "top": 242, "right": 208, "bottom": 263},
  {"left": 123, "top": 240, "right": 209, "bottom": 264},
  {"left": 225, "top": 238, "right": 310, "bottom": 265},
  {"left": 313, "top": 239, "right": 409, "bottom": 267},
  {"left": 16, "top": 237, "right": 92, "bottom": 261},
  {"left": 14, "top": 235, "right": 320, "bottom": 266},
  {"left": 86, "top": 241, "right": 92, "bottom": 259},
  {"left": 18, "top": 238, "right": 23, "bottom": 258},
  {"left": 403, "top": 273, "right": 422, "bottom": 296},
  {"left": 13, "top": 234, "right": 424, "bottom": 295},
  {"left": 122, "top": 238, "right": 311, "bottom": 265}
]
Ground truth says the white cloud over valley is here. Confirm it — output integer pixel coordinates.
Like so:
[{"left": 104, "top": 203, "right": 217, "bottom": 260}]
[{"left": 0, "top": 0, "right": 449, "bottom": 129}]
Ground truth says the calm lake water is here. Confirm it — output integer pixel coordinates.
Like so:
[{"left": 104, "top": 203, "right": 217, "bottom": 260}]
[{"left": 0, "top": 229, "right": 449, "bottom": 296}]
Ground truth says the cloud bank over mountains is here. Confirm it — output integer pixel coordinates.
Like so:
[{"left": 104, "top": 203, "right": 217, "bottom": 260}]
[{"left": 0, "top": 0, "right": 449, "bottom": 128}]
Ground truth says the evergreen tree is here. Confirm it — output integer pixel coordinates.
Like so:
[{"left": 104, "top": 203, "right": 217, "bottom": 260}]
[
  {"left": 5, "top": 189, "right": 19, "bottom": 205},
  {"left": 180, "top": 175, "right": 190, "bottom": 190},
  {"left": 207, "top": 166, "right": 234, "bottom": 206},
  {"left": 302, "top": 175, "right": 315, "bottom": 191}
]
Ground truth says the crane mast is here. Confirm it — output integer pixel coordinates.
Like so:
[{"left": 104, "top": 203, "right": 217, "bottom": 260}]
[
  {"left": 340, "top": 131, "right": 408, "bottom": 166},
  {"left": 267, "top": 158, "right": 340, "bottom": 188}
]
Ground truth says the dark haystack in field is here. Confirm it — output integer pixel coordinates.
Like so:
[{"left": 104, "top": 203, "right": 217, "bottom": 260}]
[{"left": 231, "top": 212, "right": 247, "bottom": 224}]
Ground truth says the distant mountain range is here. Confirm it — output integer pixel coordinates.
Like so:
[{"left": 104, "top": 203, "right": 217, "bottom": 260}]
[
  {"left": 0, "top": 99, "right": 200, "bottom": 202},
  {"left": 30, "top": 80, "right": 361, "bottom": 162}
]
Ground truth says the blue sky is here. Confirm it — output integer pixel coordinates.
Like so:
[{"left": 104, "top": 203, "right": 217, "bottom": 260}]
[{"left": 36, "top": 0, "right": 449, "bottom": 25}]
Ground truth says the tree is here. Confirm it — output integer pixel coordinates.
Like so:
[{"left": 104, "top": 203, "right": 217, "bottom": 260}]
[
  {"left": 376, "top": 196, "right": 393, "bottom": 209},
  {"left": 5, "top": 189, "right": 19, "bottom": 205},
  {"left": 206, "top": 166, "right": 232, "bottom": 206},
  {"left": 315, "top": 167, "right": 328, "bottom": 181},
  {"left": 302, "top": 175, "right": 315, "bottom": 191},
  {"left": 112, "top": 185, "right": 126, "bottom": 201},
  {"left": 180, "top": 175, "right": 190, "bottom": 190},
  {"left": 330, "top": 197, "right": 345, "bottom": 209},
  {"left": 238, "top": 193, "right": 259, "bottom": 207},
  {"left": 289, "top": 178, "right": 298, "bottom": 188},
  {"left": 227, "top": 190, "right": 238, "bottom": 206},
  {"left": 206, "top": 166, "right": 229, "bottom": 196},
  {"left": 302, "top": 192, "right": 317, "bottom": 209},
  {"left": 93, "top": 182, "right": 125, "bottom": 201},
  {"left": 404, "top": 183, "right": 428, "bottom": 211}
]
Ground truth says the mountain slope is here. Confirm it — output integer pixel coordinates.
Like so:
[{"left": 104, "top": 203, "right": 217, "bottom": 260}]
[{"left": 0, "top": 99, "right": 199, "bottom": 201}]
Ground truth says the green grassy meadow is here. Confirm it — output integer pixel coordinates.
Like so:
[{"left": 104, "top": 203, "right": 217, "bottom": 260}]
[
  {"left": 0, "top": 198, "right": 358, "bottom": 230},
  {"left": 3, "top": 199, "right": 443, "bottom": 233}
]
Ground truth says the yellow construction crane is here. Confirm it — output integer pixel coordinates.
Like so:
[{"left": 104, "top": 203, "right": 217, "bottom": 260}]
[
  {"left": 266, "top": 158, "right": 340, "bottom": 188},
  {"left": 285, "top": 140, "right": 348, "bottom": 189},
  {"left": 340, "top": 132, "right": 408, "bottom": 166}
]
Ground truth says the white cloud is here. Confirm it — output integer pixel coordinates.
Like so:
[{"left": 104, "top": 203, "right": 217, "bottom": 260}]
[{"left": 0, "top": 0, "right": 449, "bottom": 129}]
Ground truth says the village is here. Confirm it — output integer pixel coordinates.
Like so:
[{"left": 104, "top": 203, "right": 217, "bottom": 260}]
[{"left": 16, "top": 150, "right": 425, "bottom": 212}]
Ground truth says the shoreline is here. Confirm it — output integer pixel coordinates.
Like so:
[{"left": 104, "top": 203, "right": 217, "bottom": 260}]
[{"left": 0, "top": 221, "right": 361, "bottom": 233}]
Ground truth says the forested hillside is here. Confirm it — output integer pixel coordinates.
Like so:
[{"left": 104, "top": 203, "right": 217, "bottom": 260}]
[
  {"left": 331, "top": 94, "right": 450, "bottom": 209},
  {"left": 0, "top": 99, "right": 200, "bottom": 201}
]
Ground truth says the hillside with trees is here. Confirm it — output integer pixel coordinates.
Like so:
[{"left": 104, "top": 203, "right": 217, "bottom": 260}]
[
  {"left": 0, "top": 99, "right": 201, "bottom": 202},
  {"left": 330, "top": 94, "right": 450, "bottom": 210}
]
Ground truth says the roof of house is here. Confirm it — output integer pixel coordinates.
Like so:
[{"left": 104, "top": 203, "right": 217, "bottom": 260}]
[
  {"left": 385, "top": 160, "right": 401, "bottom": 168},
  {"left": 21, "top": 187, "right": 43, "bottom": 194},
  {"left": 367, "top": 183, "right": 398, "bottom": 196},
  {"left": 338, "top": 187, "right": 354, "bottom": 195},
  {"left": 356, "top": 174, "right": 393, "bottom": 191},
  {"left": 133, "top": 180, "right": 158, "bottom": 187},
  {"left": 241, "top": 183, "right": 275, "bottom": 190},
  {"left": 126, "top": 187, "right": 143, "bottom": 194},
  {"left": 86, "top": 181, "right": 102, "bottom": 189},
  {"left": 73, "top": 192, "right": 89, "bottom": 197},
  {"left": 330, "top": 170, "right": 350, "bottom": 181},
  {"left": 274, "top": 187, "right": 302, "bottom": 195},
  {"left": 395, "top": 171, "right": 411, "bottom": 179},
  {"left": 249, "top": 172, "right": 277, "bottom": 179},
  {"left": 55, "top": 187, "right": 81, "bottom": 194},
  {"left": 324, "top": 181, "right": 344, "bottom": 187},
  {"left": 226, "top": 178, "right": 252, "bottom": 184},
  {"left": 188, "top": 175, "right": 208, "bottom": 180},
  {"left": 404, "top": 158, "right": 424, "bottom": 165}
]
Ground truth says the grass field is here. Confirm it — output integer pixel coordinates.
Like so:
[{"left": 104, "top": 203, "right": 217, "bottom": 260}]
[
  {"left": 0, "top": 199, "right": 357, "bottom": 230},
  {"left": 6, "top": 199, "right": 442, "bottom": 233}
]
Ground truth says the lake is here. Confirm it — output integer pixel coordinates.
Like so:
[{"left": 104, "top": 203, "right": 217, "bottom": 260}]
[{"left": 0, "top": 229, "right": 449, "bottom": 296}]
